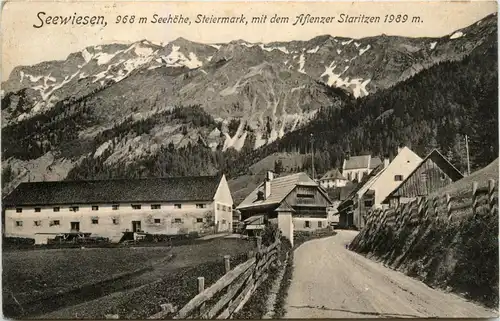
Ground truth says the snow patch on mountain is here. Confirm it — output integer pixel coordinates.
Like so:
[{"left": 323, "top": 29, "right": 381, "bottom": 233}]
[
  {"left": 359, "top": 44, "right": 371, "bottom": 56},
  {"left": 354, "top": 42, "right": 361, "bottom": 48},
  {"left": 306, "top": 46, "right": 319, "bottom": 54},
  {"left": 321, "top": 61, "right": 370, "bottom": 98},
  {"left": 161, "top": 45, "right": 202, "bottom": 68},
  {"left": 450, "top": 31, "right": 464, "bottom": 39},
  {"left": 19, "top": 71, "right": 44, "bottom": 83},
  {"left": 211, "top": 44, "right": 221, "bottom": 50},
  {"left": 298, "top": 54, "right": 306, "bottom": 74},
  {"left": 430, "top": 41, "right": 437, "bottom": 50},
  {"left": 337, "top": 49, "right": 342, "bottom": 54},
  {"left": 259, "top": 44, "right": 289, "bottom": 54},
  {"left": 342, "top": 39, "right": 353, "bottom": 46},
  {"left": 291, "top": 85, "right": 305, "bottom": 93}
]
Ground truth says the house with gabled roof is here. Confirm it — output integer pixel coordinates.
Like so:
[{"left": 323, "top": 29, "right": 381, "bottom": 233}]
[
  {"left": 342, "top": 154, "right": 382, "bottom": 183},
  {"left": 236, "top": 171, "right": 333, "bottom": 245},
  {"left": 382, "top": 149, "right": 464, "bottom": 208},
  {"left": 319, "top": 168, "right": 348, "bottom": 189},
  {"left": 3, "top": 174, "right": 233, "bottom": 243},
  {"left": 337, "top": 146, "right": 422, "bottom": 228}
]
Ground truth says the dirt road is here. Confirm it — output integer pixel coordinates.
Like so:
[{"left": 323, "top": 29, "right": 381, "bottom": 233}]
[{"left": 284, "top": 230, "right": 498, "bottom": 318}]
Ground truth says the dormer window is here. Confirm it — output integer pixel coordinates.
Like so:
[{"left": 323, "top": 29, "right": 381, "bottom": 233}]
[{"left": 257, "top": 190, "right": 265, "bottom": 201}]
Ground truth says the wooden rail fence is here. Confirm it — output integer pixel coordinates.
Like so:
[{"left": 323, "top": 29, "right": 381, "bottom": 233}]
[
  {"left": 149, "top": 234, "right": 282, "bottom": 320},
  {"left": 364, "top": 179, "right": 498, "bottom": 229}
]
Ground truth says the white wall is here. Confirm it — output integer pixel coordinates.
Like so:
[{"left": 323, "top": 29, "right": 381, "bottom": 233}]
[
  {"left": 213, "top": 174, "right": 234, "bottom": 232},
  {"left": 343, "top": 169, "right": 370, "bottom": 182},
  {"left": 5, "top": 201, "right": 216, "bottom": 243},
  {"left": 293, "top": 217, "right": 329, "bottom": 231},
  {"left": 369, "top": 147, "right": 422, "bottom": 205},
  {"left": 278, "top": 212, "right": 293, "bottom": 247},
  {"left": 320, "top": 179, "right": 347, "bottom": 189}
]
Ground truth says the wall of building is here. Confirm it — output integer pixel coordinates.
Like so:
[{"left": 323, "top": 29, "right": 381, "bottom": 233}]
[
  {"left": 360, "top": 148, "right": 422, "bottom": 206},
  {"left": 343, "top": 169, "right": 370, "bottom": 182},
  {"left": 320, "top": 179, "right": 347, "bottom": 189},
  {"left": 277, "top": 211, "right": 294, "bottom": 247},
  {"left": 4, "top": 201, "right": 216, "bottom": 242},
  {"left": 293, "top": 217, "right": 329, "bottom": 231},
  {"left": 213, "top": 174, "right": 234, "bottom": 232}
]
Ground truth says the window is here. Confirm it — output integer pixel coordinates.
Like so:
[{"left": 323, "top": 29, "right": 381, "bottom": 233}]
[
  {"left": 34, "top": 220, "right": 41, "bottom": 227},
  {"left": 297, "top": 194, "right": 314, "bottom": 199},
  {"left": 112, "top": 204, "right": 119, "bottom": 210},
  {"left": 440, "top": 172, "right": 447, "bottom": 181},
  {"left": 174, "top": 204, "right": 182, "bottom": 209},
  {"left": 112, "top": 218, "right": 119, "bottom": 225},
  {"left": 154, "top": 218, "right": 161, "bottom": 224},
  {"left": 35, "top": 208, "right": 41, "bottom": 212},
  {"left": 16, "top": 208, "right": 22, "bottom": 213},
  {"left": 174, "top": 218, "right": 182, "bottom": 223},
  {"left": 196, "top": 204, "right": 206, "bottom": 209},
  {"left": 53, "top": 207, "right": 60, "bottom": 212},
  {"left": 70, "top": 206, "right": 79, "bottom": 212},
  {"left": 364, "top": 200, "right": 374, "bottom": 207},
  {"left": 196, "top": 218, "right": 203, "bottom": 223},
  {"left": 132, "top": 204, "right": 141, "bottom": 210},
  {"left": 222, "top": 205, "right": 227, "bottom": 211},
  {"left": 222, "top": 219, "right": 227, "bottom": 224},
  {"left": 15, "top": 221, "right": 23, "bottom": 227},
  {"left": 92, "top": 206, "right": 99, "bottom": 211},
  {"left": 394, "top": 175, "right": 404, "bottom": 181},
  {"left": 151, "top": 204, "right": 161, "bottom": 210},
  {"left": 305, "top": 221, "right": 310, "bottom": 228},
  {"left": 318, "top": 221, "right": 323, "bottom": 228},
  {"left": 50, "top": 220, "right": 60, "bottom": 226},
  {"left": 217, "top": 204, "right": 221, "bottom": 210},
  {"left": 91, "top": 218, "right": 99, "bottom": 224}
]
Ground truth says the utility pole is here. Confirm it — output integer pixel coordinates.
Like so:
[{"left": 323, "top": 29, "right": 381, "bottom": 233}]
[
  {"left": 465, "top": 134, "right": 471, "bottom": 176},
  {"left": 310, "top": 134, "right": 315, "bottom": 180}
]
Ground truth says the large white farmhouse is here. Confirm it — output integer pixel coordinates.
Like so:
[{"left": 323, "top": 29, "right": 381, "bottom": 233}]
[{"left": 3, "top": 174, "right": 233, "bottom": 244}]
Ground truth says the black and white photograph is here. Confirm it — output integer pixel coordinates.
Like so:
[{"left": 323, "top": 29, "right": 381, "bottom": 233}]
[{"left": 1, "top": 1, "right": 499, "bottom": 319}]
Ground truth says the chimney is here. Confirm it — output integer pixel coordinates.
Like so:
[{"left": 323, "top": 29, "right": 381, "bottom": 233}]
[
  {"left": 397, "top": 145, "right": 404, "bottom": 154},
  {"left": 265, "top": 171, "right": 273, "bottom": 199},
  {"left": 384, "top": 157, "right": 390, "bottom": 168}
]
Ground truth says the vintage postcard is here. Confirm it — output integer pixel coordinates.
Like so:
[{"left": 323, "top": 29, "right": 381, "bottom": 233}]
[{"left": 1, "top": 0, "right": 498, "bottom": 319}]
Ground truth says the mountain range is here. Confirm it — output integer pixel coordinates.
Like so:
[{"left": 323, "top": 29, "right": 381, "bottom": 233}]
[{"left": 1, "top": 12, "right": 498, "bottom": 199}]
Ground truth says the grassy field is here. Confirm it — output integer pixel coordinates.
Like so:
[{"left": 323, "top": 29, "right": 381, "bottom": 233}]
[{"left": 3, "top": 237, "right": 255, "bottom": 319}]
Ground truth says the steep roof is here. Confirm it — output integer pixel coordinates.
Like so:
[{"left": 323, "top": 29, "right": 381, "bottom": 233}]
[
  {"left": 320, "top": 169, "right": 346, "bottom": 181},
  {"left": 370, "top": 157, "right": 382, "bottom": 169},
  {"left": 382, "top": 149, "right": 464, "bottom": 202},
  {"left": 344, "top": 155, "right": 371, "bottom": 170},
  {"left": 3, "top": 175, "right": 223, "bottom": 206},
  {"left": 237, "top": 172, "right": 322, "bottom": 210}
]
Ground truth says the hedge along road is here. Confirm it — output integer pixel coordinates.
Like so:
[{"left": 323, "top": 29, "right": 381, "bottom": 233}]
[{"left": 284, "top": 230, "right": 498, "bottom": 318}]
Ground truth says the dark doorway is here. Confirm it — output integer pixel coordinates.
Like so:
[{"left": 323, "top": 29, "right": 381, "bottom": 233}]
[
  {"left": 132, "top": 221, "right": 142, "bottom": 232},
  {"left": 70, "top": 222, "right": 80, "bottom": 232}
]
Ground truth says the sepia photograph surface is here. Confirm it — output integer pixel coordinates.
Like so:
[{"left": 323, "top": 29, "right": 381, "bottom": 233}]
[{"left": 1, "top": 1, "right": 499, "bottom": 319}]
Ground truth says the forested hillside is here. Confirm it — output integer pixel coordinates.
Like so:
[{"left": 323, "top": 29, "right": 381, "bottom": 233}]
[{"left": 227, "top": 32, "right": 498, "bottom": 178}]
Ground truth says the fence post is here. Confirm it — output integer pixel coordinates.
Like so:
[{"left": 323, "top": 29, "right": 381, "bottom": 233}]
[
  {"left": 488, "top": 179, "right": 496, "bottom": 216},
  {"left": 198, "top": 276, "right": 205, "bottom": 315},
  {"left": 256, "top": 236, "right": 262, "bottom": 253},
  {"left": 224, "top": 255, "right": 231, "bottom": 274},
  {"left": 446, "top": 193, "right": 452, "bottom": 221},
  {"left": 472, "top": 181, "right": 478, "bottom": 217}
]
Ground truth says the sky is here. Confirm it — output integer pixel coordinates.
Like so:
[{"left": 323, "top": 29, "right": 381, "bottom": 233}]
[{"left": 1, "top": 1, "right": 497, "bottom": 80}]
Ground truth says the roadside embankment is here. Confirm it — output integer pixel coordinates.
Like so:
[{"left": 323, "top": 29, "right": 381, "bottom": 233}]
[{"left": 349, "top": 160, "right": 499, "bottom": 309}]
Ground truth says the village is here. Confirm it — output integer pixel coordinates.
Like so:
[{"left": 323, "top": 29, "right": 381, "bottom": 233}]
[{"left": 2, "top": 143, "right": 497, "bottom": 319}]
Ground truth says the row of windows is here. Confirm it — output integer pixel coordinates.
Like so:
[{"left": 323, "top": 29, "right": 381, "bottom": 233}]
[
  {"left": 15, "top": 217, "right": 208, "bottom": 227},
  {"left": 216, "top": 204, "right": 232, "bottom": 212},
  {"left": 15, "top": 203, "right": 208, "bottom": 213},
  {"left": 304, "top": 221, "right": 323, "bottom": 228}
]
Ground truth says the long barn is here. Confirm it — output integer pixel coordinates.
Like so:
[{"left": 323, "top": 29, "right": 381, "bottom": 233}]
[{"left": 2, "top": 174, "right": 234, "bottom": 244}]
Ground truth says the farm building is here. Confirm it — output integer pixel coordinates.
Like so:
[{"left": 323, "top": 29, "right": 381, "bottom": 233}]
[
  {"left": 382, "top": 149, "right": 464, "bottom": 207},
  {"left": 337, "top": 146, "right": 422, "bottom": 229},
  {"left": 2, "top": 174, "right": 233, "bottom": 244},
  {"left": 236, "top": 171, "right": 333, "bottom": 245},
  {"left": 319, "top": 168, "right": 348, "bottom": 189},
  {"left": 342, "top": 154, "right": 382, "bottom": 183}
]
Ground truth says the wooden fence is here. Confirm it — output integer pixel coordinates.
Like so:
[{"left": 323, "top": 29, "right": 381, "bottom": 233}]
[
  {"left": 149, "top": 235, "right": 282, "bottom": 320},
  {"left": 364, "top": 179, "right": 498, "bottom": 229}
]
